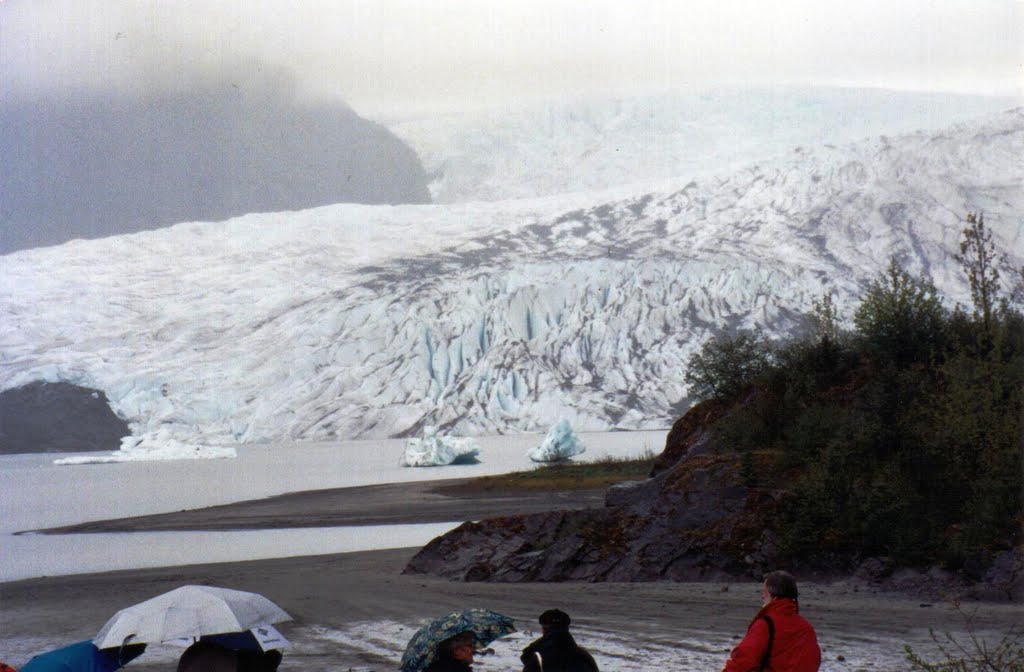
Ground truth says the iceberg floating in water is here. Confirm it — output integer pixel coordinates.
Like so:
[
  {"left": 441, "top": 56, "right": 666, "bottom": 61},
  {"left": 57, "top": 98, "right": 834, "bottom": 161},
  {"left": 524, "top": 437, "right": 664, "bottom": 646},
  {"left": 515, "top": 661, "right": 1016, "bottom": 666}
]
[
  {"left": 401, "top": 426, "right": 481, "bottom": 467},
  {"left": 528, "top": 419, "right": 586, "bottom": 463},
  {"left": 54, "top": 429, "right": 237, "bottom": 465}
]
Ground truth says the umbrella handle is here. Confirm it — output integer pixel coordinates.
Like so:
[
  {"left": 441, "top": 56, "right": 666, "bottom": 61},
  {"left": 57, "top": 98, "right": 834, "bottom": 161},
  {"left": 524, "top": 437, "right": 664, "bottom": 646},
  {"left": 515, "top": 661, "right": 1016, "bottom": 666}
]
[{"left": 118, "top": 636, "right": 138, "bottom": 665}]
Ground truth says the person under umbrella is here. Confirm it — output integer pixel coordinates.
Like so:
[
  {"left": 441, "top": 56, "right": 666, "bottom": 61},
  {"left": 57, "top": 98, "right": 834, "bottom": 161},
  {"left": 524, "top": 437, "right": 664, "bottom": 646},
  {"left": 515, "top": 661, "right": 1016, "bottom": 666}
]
[
  {"left": 423, "top": 632, "right": 475, "bottom": 672},
  {"left": 93, "top": 585, "right": 290, "bottom": 651},
  {"left": 400, "top": 609, "right": 515, "bottom": 672},
  {"left": 176, "top": 641, "right": 282, "bottom": 672}
]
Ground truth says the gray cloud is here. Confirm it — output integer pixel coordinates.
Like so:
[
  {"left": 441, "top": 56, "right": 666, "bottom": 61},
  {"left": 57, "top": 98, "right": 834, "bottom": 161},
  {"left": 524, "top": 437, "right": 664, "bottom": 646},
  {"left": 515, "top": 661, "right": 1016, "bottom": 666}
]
[{"left": 3, "top": 1, "right": 1021, "bottom": 115}]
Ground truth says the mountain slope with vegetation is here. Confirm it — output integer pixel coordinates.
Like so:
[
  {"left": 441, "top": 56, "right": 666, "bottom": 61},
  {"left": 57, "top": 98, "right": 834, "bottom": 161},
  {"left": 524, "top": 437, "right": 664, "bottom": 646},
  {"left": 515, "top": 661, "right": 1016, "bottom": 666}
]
[{"left": 406, "top": 216, "right": 1024, "bottom": 600}]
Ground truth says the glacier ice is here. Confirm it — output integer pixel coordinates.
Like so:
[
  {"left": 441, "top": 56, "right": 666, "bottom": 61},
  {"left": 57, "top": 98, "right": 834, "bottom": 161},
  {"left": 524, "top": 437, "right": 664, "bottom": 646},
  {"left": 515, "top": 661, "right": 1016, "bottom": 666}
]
[
  {"left": 53, "top": 429, "right": 237, "bottom": 465},
  {"left": 0, "top": 108, "right": 1021, "bottom": 462},
  {"left": 387, "top": 88, "right": 1017, "bottom": 204},
  {"left": 528, "top": 419, "right": 586, "bottom": 463},
  {"left": 400, "top": 426, "right": 481, "bottom": 467}
]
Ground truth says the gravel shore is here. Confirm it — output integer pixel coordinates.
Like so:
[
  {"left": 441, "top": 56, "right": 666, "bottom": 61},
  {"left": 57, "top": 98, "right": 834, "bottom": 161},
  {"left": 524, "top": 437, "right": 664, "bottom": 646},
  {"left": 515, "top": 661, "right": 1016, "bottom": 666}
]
[{"left": 3, "top": 481, "right": 1020, "bottom": 672}]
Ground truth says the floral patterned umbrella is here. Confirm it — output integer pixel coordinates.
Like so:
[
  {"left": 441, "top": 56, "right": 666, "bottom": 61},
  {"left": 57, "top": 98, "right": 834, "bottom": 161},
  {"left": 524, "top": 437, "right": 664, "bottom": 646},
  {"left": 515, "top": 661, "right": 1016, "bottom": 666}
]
[{"left": 400, "top": 609, "right": 516, "bottom": 672}]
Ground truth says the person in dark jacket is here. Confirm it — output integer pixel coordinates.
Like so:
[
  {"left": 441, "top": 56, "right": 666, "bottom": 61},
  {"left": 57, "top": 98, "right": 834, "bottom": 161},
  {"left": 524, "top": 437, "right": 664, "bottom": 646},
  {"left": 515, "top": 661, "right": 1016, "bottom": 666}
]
[
  {"left": 722, "top": 570, "right": 821, "bottom": 672},
  {"left": 521, "top": 609, "right": 599, "bottom": 672},
  {"left": 177, "top": 641, "right": 283, "bottom": 672},
  {"left": 424, "top": 631, "right": 475, "bottom": 672},
  {"left": 177, "top": 642, "right": 238, "bottom": 672}
]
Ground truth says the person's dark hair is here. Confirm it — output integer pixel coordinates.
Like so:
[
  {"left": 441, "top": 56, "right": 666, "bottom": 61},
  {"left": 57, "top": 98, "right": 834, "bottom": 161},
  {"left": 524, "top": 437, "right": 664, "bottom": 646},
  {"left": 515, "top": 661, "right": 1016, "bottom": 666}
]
[
  {"left": 177, "top": 642, "right": 238, "bottom": 672},
  {"left": 763, "top": 570, "right": 799, "bottom": 601},
  {"left": 538, "top": 609, "right": 571, "bottom": 627},
  {"left": 237, "top": 649, "right": 282, "bottom": 672}
]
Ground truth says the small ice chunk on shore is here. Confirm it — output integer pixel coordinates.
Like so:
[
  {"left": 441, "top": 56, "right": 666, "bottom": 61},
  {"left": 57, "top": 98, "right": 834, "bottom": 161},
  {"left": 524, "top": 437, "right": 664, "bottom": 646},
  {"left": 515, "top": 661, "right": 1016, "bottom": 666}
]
[
  {"left": 528, "top": 419, "right": 586, "bottom": 462},
  {"left": 400, "top": 426, "right": 481, "bottom": 467}
]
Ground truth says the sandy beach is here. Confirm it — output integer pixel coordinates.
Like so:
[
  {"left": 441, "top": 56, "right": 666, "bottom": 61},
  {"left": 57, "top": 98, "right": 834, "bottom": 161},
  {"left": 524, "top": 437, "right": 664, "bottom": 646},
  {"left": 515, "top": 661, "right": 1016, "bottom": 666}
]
[{"left": 3, "top": 479, "right": 1021, "bottom": 672}]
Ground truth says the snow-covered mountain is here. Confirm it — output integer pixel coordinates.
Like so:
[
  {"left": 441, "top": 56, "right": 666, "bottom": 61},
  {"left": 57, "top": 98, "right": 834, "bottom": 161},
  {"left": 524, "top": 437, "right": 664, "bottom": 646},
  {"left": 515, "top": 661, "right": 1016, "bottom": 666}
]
[
  {"left": 1, "top": 109, "right": 1021, "bottom": 458},
  {"left": 384, "top": 87, "right": 1018, "bottom": 203}
]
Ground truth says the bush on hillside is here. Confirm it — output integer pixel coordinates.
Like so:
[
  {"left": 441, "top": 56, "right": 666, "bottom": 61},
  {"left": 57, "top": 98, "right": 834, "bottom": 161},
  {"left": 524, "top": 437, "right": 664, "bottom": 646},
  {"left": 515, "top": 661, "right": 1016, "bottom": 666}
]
[
  {"left": 684, "top": 214, "right": 1023, "bottom": 570},
  {"left": 683, "top": 328, "right": 773, "bottom": 402},
  {"left": 853, "top": 257, "right": 947, "bottom": 365}
]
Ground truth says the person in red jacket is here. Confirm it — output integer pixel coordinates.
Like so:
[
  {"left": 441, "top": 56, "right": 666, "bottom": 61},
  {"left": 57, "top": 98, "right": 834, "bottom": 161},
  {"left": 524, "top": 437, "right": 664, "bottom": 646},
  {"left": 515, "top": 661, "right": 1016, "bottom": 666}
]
[{"left": 722, "top": 570, "right": 821, "bottom": 672}]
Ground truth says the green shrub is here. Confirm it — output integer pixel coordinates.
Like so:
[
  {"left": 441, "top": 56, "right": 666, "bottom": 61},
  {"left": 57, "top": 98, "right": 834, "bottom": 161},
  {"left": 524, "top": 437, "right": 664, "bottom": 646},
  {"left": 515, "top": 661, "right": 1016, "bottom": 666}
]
[
  {"left": 684, "top": 328, "right": 773, "bottom": 401},
  {"left": 853, "top": 257, "right": 947, "bottom": 365}
]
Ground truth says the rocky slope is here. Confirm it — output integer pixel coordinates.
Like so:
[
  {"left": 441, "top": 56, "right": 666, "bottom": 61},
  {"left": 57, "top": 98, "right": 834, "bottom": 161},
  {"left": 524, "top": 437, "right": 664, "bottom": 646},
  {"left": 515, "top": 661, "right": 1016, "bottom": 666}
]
[{"left": 403, "top": 399, "right": 1024, "bottom": 601}]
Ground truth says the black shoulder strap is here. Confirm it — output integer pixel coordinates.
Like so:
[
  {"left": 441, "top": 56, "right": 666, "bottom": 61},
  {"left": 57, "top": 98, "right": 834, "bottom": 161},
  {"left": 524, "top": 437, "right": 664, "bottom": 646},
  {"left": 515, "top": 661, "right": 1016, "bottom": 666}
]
[{"left": 757, "top": 615, "right": 775, "bottom": 672}]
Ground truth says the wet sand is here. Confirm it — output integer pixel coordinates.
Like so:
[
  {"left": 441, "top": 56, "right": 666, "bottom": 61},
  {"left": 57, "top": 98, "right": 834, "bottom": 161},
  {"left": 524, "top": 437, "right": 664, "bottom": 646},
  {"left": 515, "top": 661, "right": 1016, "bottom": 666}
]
[
  {"left": 39, "top": 478, "right": 607, "bottom": 533},
  {"left": 3, "top": 481, "right": 1020, "bottom": 672}
]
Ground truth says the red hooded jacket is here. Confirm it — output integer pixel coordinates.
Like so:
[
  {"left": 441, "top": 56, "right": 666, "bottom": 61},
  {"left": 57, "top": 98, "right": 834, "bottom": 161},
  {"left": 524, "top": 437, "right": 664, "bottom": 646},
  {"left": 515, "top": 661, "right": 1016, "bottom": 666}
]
[{"left": 722, "top": 598, "right": 821, "bottom": 672}]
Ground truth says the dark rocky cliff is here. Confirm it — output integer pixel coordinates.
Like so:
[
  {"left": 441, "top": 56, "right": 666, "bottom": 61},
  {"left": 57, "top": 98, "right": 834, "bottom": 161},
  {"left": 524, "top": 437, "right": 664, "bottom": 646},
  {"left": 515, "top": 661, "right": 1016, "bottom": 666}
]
[
  {"left": 404, "top": 397, "right": 1023, "bottom": 601},
  {"left": 0, "top": 381, "right": 130, "bottom": 454},
  {"left": 405, "top": 399, "right": 782, "bottom": 582}
]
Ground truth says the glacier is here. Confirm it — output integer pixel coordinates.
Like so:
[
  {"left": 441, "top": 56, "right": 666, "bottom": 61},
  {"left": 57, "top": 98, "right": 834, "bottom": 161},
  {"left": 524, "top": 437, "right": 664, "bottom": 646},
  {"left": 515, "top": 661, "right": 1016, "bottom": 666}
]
[
  {"left": 385, "top": 87, "right": 1018, "bottom": 203},
  {"left": 528, "top": 419, "right": 586, "bottom": 463},
  {"left": 0, "top": 108, "right": 1022, "bottom": 460}
]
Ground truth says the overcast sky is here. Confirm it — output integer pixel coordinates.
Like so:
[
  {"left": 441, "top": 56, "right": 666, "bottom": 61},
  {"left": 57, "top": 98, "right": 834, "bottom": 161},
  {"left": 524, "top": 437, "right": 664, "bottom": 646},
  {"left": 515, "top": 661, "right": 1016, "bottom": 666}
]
[{"left": 3, "top": 0, "right": 1021, "bottom": 117}]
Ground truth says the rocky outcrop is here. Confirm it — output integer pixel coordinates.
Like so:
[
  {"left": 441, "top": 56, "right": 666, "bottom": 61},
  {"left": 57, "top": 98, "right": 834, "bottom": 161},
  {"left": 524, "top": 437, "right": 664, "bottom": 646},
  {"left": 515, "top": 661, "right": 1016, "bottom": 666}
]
[
  {"left": 405, "top": 401, "right": 784, "bottom": 582},
  {"left": 848, "top": 546, "right": 1024, "bottom": 602},
  {"left": 405, "top": 398, "right": 1024, "bottom": 601},
  {"left": 649, "top": 398, "right": 728, "bottom": 476},
  {"left": 0, "top": 381, "right": 130, "bottom": 453}
]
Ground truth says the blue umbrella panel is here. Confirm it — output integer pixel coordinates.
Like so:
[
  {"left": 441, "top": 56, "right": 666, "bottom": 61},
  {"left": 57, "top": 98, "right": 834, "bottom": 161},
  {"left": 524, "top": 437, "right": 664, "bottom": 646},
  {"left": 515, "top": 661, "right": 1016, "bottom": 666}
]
[
  {"left": 21, "top": 641, "right": 147, "bottom": 672},
  {"left": 400, "top": 609, "right": 515, "bottom": 672}
]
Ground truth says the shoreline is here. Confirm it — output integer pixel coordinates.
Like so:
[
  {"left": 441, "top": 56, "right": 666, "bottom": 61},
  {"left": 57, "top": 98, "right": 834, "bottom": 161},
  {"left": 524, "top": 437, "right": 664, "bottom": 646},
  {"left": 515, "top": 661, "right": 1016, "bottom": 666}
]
[
  {"left": 33, "top": 478, "right": 608, "bottom": 534},
  {"left": 3, "top": 546, "right": 1021, "bottom": 672},
  {"left": 3, "top": 464, "right": 1020, "bottom": 671},
  {"left": 4, "top": 450, "right": 1019, "bottom": 672}
]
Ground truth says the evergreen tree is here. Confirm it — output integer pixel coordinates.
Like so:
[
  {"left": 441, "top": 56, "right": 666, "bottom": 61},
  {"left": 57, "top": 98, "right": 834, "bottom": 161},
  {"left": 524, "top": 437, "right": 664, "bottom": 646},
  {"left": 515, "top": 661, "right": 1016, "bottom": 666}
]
[{"left": 954, "top": 212, "right": 1001, "bottom": 333}]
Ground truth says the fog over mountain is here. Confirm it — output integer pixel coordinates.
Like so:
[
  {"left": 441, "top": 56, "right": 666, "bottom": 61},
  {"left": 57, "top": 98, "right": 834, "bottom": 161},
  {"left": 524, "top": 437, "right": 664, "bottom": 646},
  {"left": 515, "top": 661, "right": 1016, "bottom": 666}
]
[
  {"left": 1, "top": 108, "right": 1020, "bottom": 459},
  {"left": 0, "top": 83, "right": 430, "bottom": 254},
  {"left": 387, "top": 87, "right": 1017, "bottom": 203}
]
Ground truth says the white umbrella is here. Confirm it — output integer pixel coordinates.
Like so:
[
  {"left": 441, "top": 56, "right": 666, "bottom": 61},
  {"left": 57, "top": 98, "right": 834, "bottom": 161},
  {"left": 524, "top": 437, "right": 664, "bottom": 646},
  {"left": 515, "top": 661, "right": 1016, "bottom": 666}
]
[
  {"left": 93, "top": 586, "right": 291, "bottom": 649},
  {"left": 165, "top": 624, "right": 292, "bottom": 651}
]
